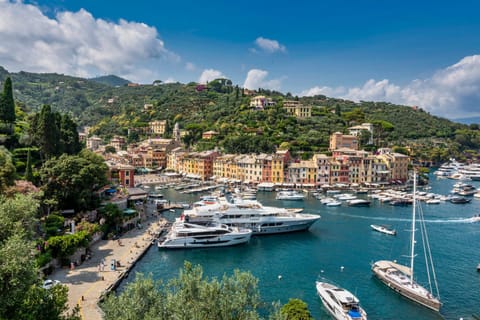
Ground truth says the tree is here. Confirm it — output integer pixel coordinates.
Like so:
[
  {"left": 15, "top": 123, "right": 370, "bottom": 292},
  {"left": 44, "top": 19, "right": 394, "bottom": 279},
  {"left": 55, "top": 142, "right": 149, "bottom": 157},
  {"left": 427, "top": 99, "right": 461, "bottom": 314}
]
[
  {"left": 39, "top": 150, "right": 108, "bottom": 211},
  {"left": 280, "top": 299, "right": 313, "bottom": 320},
  {"left": 0, "top": 193, "right": 39, "bottom": 242},
  {"left": 60, "top": 114, "right": 82, "bottom": 155},
  {"left": 102, "top": 261, "right": 281, "bottom": 320},
  {"left": 30, "top": 105, "right": 59, "bottom": 160},
  {"left": 0, "top": 77, "right": 16, "bottom": 124},
  {"left": 0, "top": 195, "right": 79, "bottom": 320},
  {"left": 0, "top": 146, "right": 16, "bottom": 193},
  {"left": 25, "top": 148, "right": 33, "bottom": 181}
]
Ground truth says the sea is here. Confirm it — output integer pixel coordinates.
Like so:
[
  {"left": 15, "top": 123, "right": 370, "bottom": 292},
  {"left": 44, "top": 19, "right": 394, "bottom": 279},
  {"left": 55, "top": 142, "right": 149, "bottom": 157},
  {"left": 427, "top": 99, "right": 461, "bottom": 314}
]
[{"left": 119, "top": 173, "right": 480, "bottom": 320}]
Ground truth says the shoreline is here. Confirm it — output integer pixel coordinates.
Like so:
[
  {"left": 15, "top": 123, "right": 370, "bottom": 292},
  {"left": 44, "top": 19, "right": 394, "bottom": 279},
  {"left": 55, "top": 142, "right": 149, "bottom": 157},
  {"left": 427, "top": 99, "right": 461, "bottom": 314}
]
[{"left": 51, "top": 205, "right": 170, "bottom": 320}]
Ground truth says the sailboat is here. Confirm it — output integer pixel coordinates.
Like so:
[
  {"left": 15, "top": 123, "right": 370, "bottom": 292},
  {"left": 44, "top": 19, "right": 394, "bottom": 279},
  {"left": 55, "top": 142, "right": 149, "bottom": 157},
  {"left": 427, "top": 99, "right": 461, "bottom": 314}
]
[{"left": 371, "top": 171, "right": 441, "bottom": 312}]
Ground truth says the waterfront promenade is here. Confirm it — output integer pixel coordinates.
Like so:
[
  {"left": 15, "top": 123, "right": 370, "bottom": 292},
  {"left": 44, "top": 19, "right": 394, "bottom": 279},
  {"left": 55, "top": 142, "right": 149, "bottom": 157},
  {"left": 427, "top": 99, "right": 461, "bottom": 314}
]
[{"left": 51, "top": 208, "right": 169, "bottom": 320}]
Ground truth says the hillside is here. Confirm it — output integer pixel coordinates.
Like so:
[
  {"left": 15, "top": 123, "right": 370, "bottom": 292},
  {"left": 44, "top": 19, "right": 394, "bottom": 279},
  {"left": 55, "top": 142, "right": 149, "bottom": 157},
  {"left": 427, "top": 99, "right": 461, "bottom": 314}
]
[
  {"left": 89, "top": 75, "right": 131, "bottom": 87},
  {"left": 0, "top": 66, "right": 475, "bottom": 157}
]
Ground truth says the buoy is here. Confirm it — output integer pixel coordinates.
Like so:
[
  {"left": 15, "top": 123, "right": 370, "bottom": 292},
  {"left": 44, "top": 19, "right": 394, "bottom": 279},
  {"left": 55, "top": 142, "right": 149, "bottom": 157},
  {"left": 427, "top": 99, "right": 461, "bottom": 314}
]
[
  {"left": 278, "top": 275, "right": 282, "bottom": 280},
  {"left": 340, "top": 266, "right": 345, "bottom": 271},
  {"left": 320, "top": 270, "right": 324, "bottom": 273}
]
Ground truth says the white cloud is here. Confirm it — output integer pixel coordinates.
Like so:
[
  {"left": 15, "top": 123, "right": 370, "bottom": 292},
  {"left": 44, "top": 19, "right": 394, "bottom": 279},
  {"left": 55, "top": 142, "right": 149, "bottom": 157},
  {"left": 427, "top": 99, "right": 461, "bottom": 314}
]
[
  {"left": 0, "top": 1, "right": 179, "bottom": 82},
  {"left": 254, "top": 37, "right": 286, "bottom": 53},
  {"left": 300, "top": 55, "right": 480, "bottom": 119},
  {"left": 163, "top": 77, "right": 176, "bottom": 84},
  {"left": 198, "top": 69, "right": 226, "bottom": 83},
  {"left": 243, "top": 69, "right": 283, "bottom": 91}
]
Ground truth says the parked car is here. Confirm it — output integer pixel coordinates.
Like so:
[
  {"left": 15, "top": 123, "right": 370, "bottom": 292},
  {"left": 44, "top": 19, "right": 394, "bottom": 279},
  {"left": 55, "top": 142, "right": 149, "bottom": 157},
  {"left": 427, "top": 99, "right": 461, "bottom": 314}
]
[{"left": 42, "top": 279, "right": 61, "bottom": 289}]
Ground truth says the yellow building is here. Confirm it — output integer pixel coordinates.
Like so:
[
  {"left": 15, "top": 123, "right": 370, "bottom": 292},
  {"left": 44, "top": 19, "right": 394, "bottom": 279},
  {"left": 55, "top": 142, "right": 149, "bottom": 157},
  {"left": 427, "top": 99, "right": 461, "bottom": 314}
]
[
  {"left": 149, "top": 120, "right": 167, "bottom": 135},
  {"left": 377, "top": 149, "right": 410, "bottom": 182},
  {"left": 283, "top": 100, "right": 312, "bottom": 118}
]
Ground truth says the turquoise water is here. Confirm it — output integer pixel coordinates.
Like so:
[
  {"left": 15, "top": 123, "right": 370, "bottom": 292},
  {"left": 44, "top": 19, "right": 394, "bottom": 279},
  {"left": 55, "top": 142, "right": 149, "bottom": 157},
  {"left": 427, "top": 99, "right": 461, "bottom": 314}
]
[{"left": 120, "top": 174, "right": 480, "bottom": 319}]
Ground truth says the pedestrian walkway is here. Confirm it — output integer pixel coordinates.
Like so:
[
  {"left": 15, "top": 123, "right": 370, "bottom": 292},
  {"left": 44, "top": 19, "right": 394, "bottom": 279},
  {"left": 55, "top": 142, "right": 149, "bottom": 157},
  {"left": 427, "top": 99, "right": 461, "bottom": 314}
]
[{"left": 52, "top": 213, "right": 168, "bottom": 320}]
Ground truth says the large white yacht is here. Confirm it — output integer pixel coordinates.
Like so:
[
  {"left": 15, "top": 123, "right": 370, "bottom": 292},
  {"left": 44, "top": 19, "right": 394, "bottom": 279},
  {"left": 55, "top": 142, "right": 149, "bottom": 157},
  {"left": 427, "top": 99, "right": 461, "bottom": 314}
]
[
  {"left": 316, "top": 281, "right": 367, "bottom": 320},
  {"left": 158, "top": 221, "right": 252, "bottom": 249},
  {"left": 183, "top": 196, "right": 320, "bottom": 235}
]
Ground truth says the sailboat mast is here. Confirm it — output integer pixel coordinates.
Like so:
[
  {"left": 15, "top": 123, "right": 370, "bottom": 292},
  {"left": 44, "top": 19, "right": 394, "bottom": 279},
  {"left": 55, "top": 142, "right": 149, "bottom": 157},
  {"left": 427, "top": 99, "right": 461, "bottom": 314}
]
[{"left": 410, "top": 170, "right": 417, "bottom": 286}]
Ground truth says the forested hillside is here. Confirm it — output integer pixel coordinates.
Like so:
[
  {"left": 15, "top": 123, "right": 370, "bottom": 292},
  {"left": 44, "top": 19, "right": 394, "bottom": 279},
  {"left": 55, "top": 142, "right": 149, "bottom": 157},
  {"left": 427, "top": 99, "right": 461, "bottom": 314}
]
[{"left": 1, "top": 66, "right": 478, "bottom": 161}]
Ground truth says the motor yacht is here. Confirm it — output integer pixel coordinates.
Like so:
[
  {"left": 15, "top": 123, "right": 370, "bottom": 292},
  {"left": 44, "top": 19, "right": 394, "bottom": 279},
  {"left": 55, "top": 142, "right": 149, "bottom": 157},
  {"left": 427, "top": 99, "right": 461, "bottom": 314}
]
[
  {"left": 316, "top": 281, "right": 367, "bottom": 320},
  {"left": 275, "top": 190, "right": 305, "bottom": 201},
  {"left": 183, "top": 196, "right": 320, "bottom": 235},
  {"left": 158, "top": 221, "right": 252, "bottom": 249}
]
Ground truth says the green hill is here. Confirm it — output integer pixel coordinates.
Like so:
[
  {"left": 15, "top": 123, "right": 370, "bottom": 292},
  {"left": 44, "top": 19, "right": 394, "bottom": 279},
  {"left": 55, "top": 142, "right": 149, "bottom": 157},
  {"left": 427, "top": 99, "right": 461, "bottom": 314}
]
[
  {"left": 89, "top": 75, "right": 131, "bottom": 87},
  {"left": 1, "top": 66, "right": 477, "bottom": 160}
]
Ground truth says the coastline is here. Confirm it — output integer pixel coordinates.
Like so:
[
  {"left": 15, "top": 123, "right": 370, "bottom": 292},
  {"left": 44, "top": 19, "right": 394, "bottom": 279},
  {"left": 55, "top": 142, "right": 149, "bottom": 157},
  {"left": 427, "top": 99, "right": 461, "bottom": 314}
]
[{"left": 51, "top": 205, "right": 169, "bottom": 320}]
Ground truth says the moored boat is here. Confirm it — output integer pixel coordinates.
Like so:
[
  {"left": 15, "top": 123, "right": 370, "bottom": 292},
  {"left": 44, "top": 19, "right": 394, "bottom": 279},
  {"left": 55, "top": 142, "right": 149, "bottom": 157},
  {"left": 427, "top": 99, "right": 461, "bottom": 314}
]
[
  {"left": 316, "top": 281, "right": 367, "bottom": 320},
  {"left": 347, "top": 199, "right": 371, "bottom": 207},
  {"left": 275, "top": 190, "right": 305, "bottom": 201},
  {"left": 183, "top": 196, "right": 320, "bottom": 235},
  {"left": 158, "top": 221, "right": 252, "bottom": 249},
  {"left": 370, "top": 224, "right": 396, "bottom": 236},
  {"left": 372, "top": 171, "right": 441, "bottom": 312}
]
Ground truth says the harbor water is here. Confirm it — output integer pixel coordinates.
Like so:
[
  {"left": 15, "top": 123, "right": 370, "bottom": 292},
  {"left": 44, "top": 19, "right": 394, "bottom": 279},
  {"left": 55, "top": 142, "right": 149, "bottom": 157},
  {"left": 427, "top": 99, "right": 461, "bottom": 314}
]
[{"left": 120, "top": 174, "right": 480, "bottom": 319}]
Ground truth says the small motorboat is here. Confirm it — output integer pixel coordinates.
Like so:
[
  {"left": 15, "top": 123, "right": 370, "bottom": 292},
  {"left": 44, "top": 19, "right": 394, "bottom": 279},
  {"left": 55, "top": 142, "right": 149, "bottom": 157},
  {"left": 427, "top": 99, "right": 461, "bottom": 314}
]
[
  {"left": 470, "top": 214, "right": 480, "bottom": 223},
  {"left": 347, "top": 199, "right": 371, "bottom": 207},
  {"left": 370, "top": 224, "right": 396, "bottom": 236},
  {"left": 477, "top": 263, "right": 480, "bottom": 272},
  {"left": 449, "top": 197, "right": 471, "bottom": 204}
]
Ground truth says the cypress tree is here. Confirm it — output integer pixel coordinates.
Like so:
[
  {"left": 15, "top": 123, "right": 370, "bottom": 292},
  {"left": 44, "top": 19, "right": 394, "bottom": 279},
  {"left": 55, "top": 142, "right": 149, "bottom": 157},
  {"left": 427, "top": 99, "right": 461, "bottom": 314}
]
[
  {"left": 25, "top": 148, "right": 33, "bottom": 182},
  {"left": 1, "top": 77, "right": 15, "bottom": 124},
  {"left": 60, "top": 114, "right": 81, "bottom": 155}
]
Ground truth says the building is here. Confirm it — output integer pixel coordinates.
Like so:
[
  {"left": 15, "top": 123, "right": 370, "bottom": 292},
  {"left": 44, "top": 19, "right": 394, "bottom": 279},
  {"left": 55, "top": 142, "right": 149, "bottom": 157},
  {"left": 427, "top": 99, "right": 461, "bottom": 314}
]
[
  {"left": 202, "top": 130, "right": 219, "bottom": 140},
  {"left": 109, "top": 136, "right": 126, "bottom": 151},
  {"left": 283, "top": 100, "right": 312, "bottom": 118},
  {"left": 377, "top": 149, "right": 410, "bottom": 182},
  {"left": 329, "top": 132, "right": 358, "bottom": 151},
  {"left": 106, "top": 162, "right": 135, "bottom": 187},
  {"left": 149, "top": 120, "right": 167, "bottom": 135},
  {"left": 179, "top": 150, "right": 219, "bottom": 180},
  {"left": 313, "top": 154, "right": 331, "bottom": 185},
  {"left": 86, "top": 136, "right": 103, "bottom": 151},
  {"left": 348, "top": 123, "right": 374, "bottom": 145},
  {"left": 287, "top": 159, "right": 318, "bottom": 187},
  {"left": 250, "top": 96, "right": 275, "bottom": 109}
]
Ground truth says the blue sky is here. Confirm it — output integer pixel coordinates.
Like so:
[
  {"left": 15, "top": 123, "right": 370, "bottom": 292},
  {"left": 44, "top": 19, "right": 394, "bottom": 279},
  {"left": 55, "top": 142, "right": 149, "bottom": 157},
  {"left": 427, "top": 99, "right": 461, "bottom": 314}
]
[{"left": 1, "top": 0, "right": 480, "bottom": 119}]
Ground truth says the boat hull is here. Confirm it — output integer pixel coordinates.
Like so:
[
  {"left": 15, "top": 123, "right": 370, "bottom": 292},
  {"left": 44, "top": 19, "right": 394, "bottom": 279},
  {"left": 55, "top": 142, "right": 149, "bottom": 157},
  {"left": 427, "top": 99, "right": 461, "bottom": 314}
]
[
  {"left": 158, "top": 232, "right": 251, "bottom": 249},
  {"left": 371, "top": 261, "right": 441, "bottom": 312}
]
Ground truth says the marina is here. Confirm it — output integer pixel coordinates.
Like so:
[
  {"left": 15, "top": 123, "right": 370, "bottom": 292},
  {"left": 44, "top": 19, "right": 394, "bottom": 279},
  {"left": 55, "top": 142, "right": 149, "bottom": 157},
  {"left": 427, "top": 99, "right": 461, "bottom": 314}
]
[{"left": 118, "top": 172, "right": 480, "bottom": 319}]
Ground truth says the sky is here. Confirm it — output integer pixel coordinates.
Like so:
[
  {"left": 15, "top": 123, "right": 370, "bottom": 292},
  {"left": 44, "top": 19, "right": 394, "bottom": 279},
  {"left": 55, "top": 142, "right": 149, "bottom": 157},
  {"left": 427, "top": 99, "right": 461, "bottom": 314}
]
[{"left": 1, "top": 0, "right": 480, "bottom": 120}]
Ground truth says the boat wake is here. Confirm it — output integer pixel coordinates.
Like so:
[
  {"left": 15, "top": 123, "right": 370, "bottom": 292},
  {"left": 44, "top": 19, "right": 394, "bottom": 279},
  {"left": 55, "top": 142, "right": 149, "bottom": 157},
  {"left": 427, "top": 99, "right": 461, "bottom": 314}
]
[{"left": 329, "top": 212, "right": 477, "bottom": 224}]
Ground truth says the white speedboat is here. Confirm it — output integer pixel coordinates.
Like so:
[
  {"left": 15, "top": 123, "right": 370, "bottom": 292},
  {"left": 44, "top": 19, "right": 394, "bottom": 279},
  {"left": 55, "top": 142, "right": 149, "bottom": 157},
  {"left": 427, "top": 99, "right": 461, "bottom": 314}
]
[
  {"left": 158, "top": 221, "right": 252, "bottom": 249},
  {"left": 469, "top": 214, "right": 480, "bottom": 223},
  {"left": 275, "top": 190, "right": 305, "bottom": 201},
  {"left": 370, "top": 224, "right": 396, "bottom": 236},
  {"left": 316, "top": 281, "right": 367, "bottom": 320},
  {"left": 183, "top": 196, "right": 320, "bottom": 235},
  {"left": 372, "top": 172, "right": 441, "bottom": 312}
]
